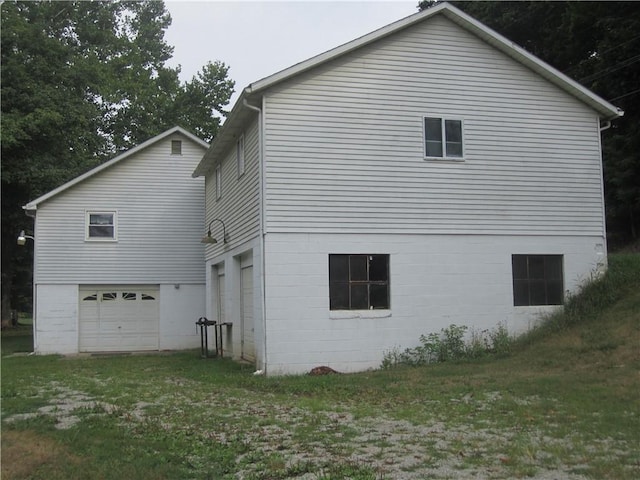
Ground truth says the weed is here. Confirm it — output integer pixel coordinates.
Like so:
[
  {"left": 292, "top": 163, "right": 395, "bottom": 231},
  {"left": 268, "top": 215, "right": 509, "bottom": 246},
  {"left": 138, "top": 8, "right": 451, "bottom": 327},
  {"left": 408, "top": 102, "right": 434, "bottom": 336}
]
[{"left": 382, "top": 323, "right": 512, "bottom": 368}]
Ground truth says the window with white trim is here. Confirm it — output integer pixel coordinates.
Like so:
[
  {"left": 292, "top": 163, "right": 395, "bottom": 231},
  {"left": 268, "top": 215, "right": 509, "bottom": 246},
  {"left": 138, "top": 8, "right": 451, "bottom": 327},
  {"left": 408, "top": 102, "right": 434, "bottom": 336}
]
[
  {"left": 86, "top": 211, "right": 117, "bottom": 241},
  {"left": 512, "top": 255, "right": 564, "bottom": 306},
  {"left": 329, "top": 254, "right": 390, "bottom": 310},
  {"left": 215, "top": 165, "right": 221, "bottom": 200},
  {"left": 424, "top": 117, "right": 463, "bottom": 159},
  {"left": 237, "top": 135, "right": 245, "bottom": 178}
]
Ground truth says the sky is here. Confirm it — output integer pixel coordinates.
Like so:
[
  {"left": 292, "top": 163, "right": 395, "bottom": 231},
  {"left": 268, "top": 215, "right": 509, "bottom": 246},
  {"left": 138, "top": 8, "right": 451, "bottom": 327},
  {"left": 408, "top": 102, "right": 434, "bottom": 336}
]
[{"left": 163, "top": 1, "right": 418, "bottom": 107}]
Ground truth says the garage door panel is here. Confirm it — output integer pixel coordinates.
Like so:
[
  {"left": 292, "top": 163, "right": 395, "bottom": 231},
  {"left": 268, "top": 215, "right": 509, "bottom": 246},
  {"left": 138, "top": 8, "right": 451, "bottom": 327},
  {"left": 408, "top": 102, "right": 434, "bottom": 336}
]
[{"left": 79, "top": 286, "right": 159, "bottom": 352}]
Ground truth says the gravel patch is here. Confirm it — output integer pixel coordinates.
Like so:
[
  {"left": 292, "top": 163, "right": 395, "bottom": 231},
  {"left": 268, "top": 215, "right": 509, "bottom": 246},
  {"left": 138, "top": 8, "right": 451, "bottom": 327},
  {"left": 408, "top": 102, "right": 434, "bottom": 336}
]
[{"left": 3, "top": 381, "right": 632, "bottom": 479}]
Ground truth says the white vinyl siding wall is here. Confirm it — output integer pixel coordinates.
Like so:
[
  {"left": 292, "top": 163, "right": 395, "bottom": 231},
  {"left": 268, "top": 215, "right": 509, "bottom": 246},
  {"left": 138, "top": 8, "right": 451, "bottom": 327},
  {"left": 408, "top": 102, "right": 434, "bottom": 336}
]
[
  {"left": 262, "top": 15, "right": 604, "bottom": 236},
  {"left": 33, "top": 134, "right": 206, "bottom": 284},
  {"left": 204, "top": 117, "right": 261, "bottom": 261}
]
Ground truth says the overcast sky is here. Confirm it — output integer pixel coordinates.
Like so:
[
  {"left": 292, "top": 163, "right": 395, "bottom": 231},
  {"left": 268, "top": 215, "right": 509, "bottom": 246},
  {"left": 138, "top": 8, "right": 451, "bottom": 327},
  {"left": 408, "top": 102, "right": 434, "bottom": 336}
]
[{"left": 164, "top": 1, "right": 418, "bottom": 106}]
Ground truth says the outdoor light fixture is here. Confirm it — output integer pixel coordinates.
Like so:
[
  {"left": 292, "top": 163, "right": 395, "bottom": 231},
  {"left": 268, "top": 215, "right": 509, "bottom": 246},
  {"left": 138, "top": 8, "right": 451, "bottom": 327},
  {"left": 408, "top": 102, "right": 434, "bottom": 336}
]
[
  {"left": 200, "top": 219, "right": 229, "bottom": 244},
  {"left": 17, "top": 230, "right": 34, "bottom": 246}
]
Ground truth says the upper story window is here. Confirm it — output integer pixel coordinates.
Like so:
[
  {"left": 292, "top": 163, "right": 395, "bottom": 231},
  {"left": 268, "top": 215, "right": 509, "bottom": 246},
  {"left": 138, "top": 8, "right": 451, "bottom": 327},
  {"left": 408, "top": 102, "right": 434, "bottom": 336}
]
[
  {"left": 86, "top": 211, "right": 117, "bottom": 241},
  {"left": 424, "top": 117, "right": 463, "bottom": 159},
  {"left": 215, "top": 165, "right": 222, "bottom": 200},
  {"left": 171, "top": 140, "right": 182, "bottom": 155},
  {"left": 512, "top": 254, "right": 564, "bottom": 306},
  {"left": 329, "top": 254, "right": 390, "bottom": 310},
  {"left": 237, "top": 135, "right": 245, "bottom": 178}
]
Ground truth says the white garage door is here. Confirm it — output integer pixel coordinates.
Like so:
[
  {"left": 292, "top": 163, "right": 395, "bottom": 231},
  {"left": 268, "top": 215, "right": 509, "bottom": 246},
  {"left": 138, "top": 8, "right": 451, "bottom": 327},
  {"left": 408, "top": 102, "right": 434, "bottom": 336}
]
[{"left": 79, "top": 286, "right": 159, "bottom": 352}]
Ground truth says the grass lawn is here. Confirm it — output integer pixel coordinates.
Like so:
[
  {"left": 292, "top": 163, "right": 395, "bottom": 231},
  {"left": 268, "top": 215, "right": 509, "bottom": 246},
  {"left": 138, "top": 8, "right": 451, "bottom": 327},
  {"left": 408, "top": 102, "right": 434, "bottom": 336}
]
[{"left": 2, "top": 256, "right": 639, "bottom": 479}]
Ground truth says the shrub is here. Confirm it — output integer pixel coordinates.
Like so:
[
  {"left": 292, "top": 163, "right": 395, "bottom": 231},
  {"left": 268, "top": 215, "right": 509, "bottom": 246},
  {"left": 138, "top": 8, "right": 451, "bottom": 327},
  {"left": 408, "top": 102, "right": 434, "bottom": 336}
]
[{"left": 381, "top": 323, "right": 512, "bottom": 369}]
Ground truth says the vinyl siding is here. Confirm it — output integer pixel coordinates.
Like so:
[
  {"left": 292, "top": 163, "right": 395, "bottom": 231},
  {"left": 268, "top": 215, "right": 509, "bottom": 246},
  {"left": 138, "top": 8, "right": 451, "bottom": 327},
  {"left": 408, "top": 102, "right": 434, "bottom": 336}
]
[
  {"left": 34, "top": 133, "right": 206, "bottom": 283},
  {"left": 263, "top": 15, "right": 604, "bottom": 236},
  {"left": 204, "top": 116, "right": 261, "bottom": 261}
]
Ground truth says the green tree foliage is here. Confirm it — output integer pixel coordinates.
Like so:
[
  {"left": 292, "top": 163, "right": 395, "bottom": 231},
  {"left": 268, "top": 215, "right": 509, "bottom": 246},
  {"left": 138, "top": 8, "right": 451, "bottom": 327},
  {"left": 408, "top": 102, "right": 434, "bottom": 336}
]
[
  {"left": 418, "top": 1, "right": 640, "bottom": 246},
  {"left": 1, "top": 1, "right": 234, "bottom": 322}
]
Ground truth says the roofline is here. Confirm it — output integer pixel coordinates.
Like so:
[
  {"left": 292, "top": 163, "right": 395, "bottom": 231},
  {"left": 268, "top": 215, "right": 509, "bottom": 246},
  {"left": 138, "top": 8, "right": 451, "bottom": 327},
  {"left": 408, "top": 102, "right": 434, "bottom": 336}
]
[
  {"left": 24, "top": 126, "right": 209, "bottom": 212},
  {"left": 246, "top": 2, "right": 621, "bottom": 120},
  {"left": 193, "top": 2, "right": 623, "bottom": 176}
]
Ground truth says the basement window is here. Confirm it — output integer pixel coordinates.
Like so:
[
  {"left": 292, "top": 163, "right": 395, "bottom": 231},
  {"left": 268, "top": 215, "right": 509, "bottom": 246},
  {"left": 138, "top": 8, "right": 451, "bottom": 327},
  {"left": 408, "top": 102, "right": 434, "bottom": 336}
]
[
  {"left": 512, "top": 255, "right": 564, "bottom": 306},
  {"left": 329, "top": 254, "right": 390, "bottom": 310},
  {"left": 424, "top": 117, "right": 463, "bottom": 159}
]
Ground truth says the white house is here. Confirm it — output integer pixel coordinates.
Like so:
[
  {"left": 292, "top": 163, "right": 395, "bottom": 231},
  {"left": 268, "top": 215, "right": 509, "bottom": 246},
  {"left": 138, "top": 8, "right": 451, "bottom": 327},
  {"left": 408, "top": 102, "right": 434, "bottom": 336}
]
[
  {"left": 23, "top": 127, "right": 208, "bottom": 354},
  {"left": 192, "top": 3, "right": 623, "bottom": 375}
]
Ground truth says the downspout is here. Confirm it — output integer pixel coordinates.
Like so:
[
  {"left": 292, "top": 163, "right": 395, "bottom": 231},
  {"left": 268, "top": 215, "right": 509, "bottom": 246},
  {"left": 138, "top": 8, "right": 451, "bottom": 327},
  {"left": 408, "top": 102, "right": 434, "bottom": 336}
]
[
  {"left": 242, "top": 98, "right": 268, "bottom": 374},
  {"left": 596, "top": 117, "right": 609, "bottom": 270}
]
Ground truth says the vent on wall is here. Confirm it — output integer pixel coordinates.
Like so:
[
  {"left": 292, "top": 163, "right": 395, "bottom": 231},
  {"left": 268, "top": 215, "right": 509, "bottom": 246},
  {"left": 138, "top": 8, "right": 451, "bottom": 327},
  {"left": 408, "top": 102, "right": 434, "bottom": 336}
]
[{"left": 171, "top": 140, "right": 182, "bottom": 155}]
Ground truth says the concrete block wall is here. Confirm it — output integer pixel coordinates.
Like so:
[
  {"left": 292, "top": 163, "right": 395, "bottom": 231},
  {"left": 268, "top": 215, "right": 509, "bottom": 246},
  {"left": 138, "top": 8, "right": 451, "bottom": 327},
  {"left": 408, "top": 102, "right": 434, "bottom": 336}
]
[{"left": 263, "top": 232, "right": 606, "bottom": 375}]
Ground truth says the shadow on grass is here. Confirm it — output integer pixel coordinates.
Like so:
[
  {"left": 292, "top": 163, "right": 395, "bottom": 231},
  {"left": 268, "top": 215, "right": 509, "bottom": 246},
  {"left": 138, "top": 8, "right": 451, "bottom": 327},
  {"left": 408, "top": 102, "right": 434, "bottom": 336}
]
[{"left": 1, "top": 325, "right": 33, "bottom": 355}]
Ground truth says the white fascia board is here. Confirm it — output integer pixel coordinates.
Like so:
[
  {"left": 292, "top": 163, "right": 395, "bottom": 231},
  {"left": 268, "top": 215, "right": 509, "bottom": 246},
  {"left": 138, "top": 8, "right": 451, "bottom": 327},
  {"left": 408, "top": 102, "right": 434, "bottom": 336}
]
[{"left": 23, "top": 126, "right": 208, "bottom": 212}]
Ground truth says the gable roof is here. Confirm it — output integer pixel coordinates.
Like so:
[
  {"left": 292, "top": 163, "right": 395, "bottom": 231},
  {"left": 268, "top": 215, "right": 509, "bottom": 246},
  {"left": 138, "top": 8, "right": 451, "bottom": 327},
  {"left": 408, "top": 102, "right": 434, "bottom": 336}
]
[
  {"left": 24, "top": 126, "right": 208, "bottom": 213},
  {"left": 193, "top": 2, "right": 623, "bottom": 177}
]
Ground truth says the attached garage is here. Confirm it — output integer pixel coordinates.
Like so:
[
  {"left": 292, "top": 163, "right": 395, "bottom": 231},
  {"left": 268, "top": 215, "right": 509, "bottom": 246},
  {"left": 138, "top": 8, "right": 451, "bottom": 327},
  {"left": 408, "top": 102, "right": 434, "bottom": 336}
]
[{"left": 79, "top": 286, "right": 160, "bottom": 352}]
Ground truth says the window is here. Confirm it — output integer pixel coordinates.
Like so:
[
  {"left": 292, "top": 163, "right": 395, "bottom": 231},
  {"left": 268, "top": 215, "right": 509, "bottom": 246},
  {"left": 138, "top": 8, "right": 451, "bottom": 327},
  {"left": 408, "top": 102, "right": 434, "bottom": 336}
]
[
  {"left": 141, "top": 293, "right": 155, "bottom": 301},
  {"left": 237, "top": 135, "right": 245, "bottom": 178},
  {"left": 512, "top": 255, "right": 564, "bottom": 306},
  {"left": 215, "top": 165, "right": 221, "bottom": 200},
  {"left": 123, "top": 292, "right": 137, "bottom": 300},
  {"left": 171, "top": 140, "right": 182, "bottom": 155},
  {"left": 424, "top": 117, "right": 463, "bottom": 159},
  {"left": 101, "top": 292, "right": 117, "bottom": 301},
  {"left": 329, "top": 254, "right": 389, "bottom": 310},
  {"left": 86, "top": 211, "right": 117, "bottom": 241}
]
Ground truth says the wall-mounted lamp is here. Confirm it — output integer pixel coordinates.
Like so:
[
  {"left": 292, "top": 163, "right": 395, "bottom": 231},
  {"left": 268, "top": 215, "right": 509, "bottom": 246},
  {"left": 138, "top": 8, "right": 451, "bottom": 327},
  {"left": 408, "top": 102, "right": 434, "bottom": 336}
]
[
  {"left": 201, "top": 219, "right": 229, "bottom": 244},
  {"left": 17, "top": 230, "right": 34, "bottom": 246}
]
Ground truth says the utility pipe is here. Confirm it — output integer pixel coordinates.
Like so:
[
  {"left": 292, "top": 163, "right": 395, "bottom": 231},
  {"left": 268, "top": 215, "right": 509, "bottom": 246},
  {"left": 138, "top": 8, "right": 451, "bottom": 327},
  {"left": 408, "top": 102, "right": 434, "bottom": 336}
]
[{"left": 242, "top": 98, "right": 268, "bottom": 375}]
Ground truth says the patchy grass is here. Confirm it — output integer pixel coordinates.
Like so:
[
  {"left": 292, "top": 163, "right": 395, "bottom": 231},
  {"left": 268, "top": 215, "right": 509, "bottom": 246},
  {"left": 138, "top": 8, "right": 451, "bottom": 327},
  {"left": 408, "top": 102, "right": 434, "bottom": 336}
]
[
  {"left": 2, "top": 255, "right": 639, "bottom": 479},
  {"left": 1, "top": 324, "right": 33, "bottom": 355}
]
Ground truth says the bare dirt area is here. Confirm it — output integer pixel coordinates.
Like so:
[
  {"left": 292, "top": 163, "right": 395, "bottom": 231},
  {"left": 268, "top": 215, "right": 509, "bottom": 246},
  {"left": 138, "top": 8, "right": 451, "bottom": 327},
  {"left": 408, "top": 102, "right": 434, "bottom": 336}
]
[{"left": 1, "top": 430, "right": 79, "bottom": 480}]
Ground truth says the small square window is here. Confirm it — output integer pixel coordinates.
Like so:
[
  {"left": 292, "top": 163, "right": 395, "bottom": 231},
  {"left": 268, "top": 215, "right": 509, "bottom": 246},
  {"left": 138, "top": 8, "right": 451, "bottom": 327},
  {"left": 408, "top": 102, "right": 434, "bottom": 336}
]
[
  {"left": 329, "top": 254, "right": 390, "bottom": 310},
  {"left": 512, "top": 255, "right": 564, "bottom": 306},
  {"left": 171, "top": 140, "right": 182, "bottom": 155},
  {"left": 424, "top": 117, "right": 463, "bottom": 159},
  {"left": 215, "top": 165, "right": 222, "bottom": 200},
  {"left": 86, "top": 211, "right": 117, "bottom": 241},
  {"left": 237, "top": 135, "right": 245, "bottom": 178}
]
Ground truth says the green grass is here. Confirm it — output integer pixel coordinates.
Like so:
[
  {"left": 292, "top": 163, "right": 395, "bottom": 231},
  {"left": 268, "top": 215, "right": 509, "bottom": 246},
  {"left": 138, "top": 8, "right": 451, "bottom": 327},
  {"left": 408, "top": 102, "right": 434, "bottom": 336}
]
[
  {"left": 1, "top": 324, "right": 33, "bottom": 355},
  {"left": 2, "top": 254, "right": 639, "bottom": 479}
]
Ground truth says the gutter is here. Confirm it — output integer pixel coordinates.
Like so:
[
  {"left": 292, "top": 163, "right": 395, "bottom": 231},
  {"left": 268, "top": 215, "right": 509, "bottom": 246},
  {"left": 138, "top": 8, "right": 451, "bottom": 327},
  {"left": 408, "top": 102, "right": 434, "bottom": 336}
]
[{"left": 242, "top": 98, "right": 269, "bottom": 375}]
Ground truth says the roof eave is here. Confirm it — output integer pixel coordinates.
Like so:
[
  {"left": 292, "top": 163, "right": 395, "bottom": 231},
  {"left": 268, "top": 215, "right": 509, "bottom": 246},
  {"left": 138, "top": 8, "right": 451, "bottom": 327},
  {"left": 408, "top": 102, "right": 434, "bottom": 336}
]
[
  {"left": 24, "top": 126, "right": 208, "bottom": 211},
  {"left": 193, "top": 1, "right": 624, "bottom": 174},
  {"left": 439, "top": 5, "right": 623, "bottom": 121}
]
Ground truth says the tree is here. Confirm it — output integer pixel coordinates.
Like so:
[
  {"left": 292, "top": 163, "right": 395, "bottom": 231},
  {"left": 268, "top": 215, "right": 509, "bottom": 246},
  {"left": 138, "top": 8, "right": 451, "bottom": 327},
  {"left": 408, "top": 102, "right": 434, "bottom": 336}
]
[
  {"left": 418, "top": 1, "right": 640, "bottom": 247},
  {"left": 1, "top": 1, "right": 234, "bottom": 324}
]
